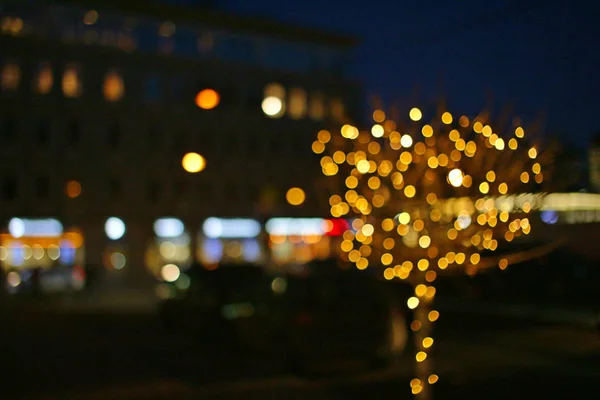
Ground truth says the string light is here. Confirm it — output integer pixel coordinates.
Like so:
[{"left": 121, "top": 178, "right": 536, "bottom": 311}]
[{"left": 318, "top": 104, "right": 549, "bottom": 399}]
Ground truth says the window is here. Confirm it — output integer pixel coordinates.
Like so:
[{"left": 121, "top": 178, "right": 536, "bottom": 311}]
[
  {"left": 35, "top": 177, "right": 49, "bottom": 199},
  {"left": 145, "top": 74, "right": 160, "bottom": 103},
  {"left": 309, "top": 91, "right": 326, "bottom": 120},
  {"left": 288, "top": 87, "right": 307, "bottom": 119},
  {"left": 108, "top": 123, "right": 121, "bottom": 147},
  {"left": 103, "top": 71, "right": 124, "bottom": 102},
  {"left": 330, "top": 98, "right": 345, "bottom": 121},
  {"left": 146, "top": 182, "right": 159, "bottom": 202},
  {"left": 174, "top": 181, "right": 186, "bottom": 198},
  {"left": 62, "top": 65, "right": 82, "bottom": 97},
  {"left": 35, "top": 63, "right": 53, "bottom": 94},
  {"left": 1, "top": 117, "right": 17, "bottom": 143},
  {"left": 108, "top": 179, "right": 121, "bottom": 197},
  {"left": 68, "top": 121, "right": 80, "bottom": 146},
  {"left": 262, "top": 83, "right": 285, "bottom": 118},
  {"left": 1, "top": 63, "right": 21, "bottom": 91},
  {"left": 37, "top": 120, "right": 49, "bottom": 144},
  {"left": 1, "top": 177, "right": 17, "bottom": 201}
]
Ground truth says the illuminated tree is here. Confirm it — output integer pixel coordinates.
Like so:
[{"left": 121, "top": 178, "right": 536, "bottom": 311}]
[{"left": 314, "top": 103, "right": 553, "bottom": 399}]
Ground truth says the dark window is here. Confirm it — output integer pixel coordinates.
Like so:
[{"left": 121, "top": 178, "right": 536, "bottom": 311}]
[
  {"left": 108, "top": 179, "right": 121, "bottom": 196},
  {"left": 68, "top": 121, "right": 80, "bottom": 146},
  {"left": 173, "top": 131, "right": 186, "bottom": 152},
  {"left": 174, "top": 181, "right": 186, "bottom": 198},
  {"left": 108, "top": 123, "right": 121, "bottom": 147},
  {"left": 1, "top": 117, "right": 17, "bottom": 143},
  {"left": 145, "top": 74, "right": 160, "bottom": 102},
  {"left": 37, "top": 120, "right": 49, "bottom": 144},
  {"left": 146, "top": 181, "right": 159, "bottom": 202},
  {"left": 148, "top": 128, "right": 159, "bottom": 148},
  {"left": 35, "top": 177, "right": 48, "bottom": 199},
  {"left": 2, "top": 177, "right": 17, "bottom": 200}
]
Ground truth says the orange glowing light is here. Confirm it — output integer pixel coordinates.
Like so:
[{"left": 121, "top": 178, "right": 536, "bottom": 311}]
[
  {"left": 66, "top": 180, "right": 82, "bottom": 198},
  {"left": 195, "top": 89, "right": 220, "bottom": 109}
]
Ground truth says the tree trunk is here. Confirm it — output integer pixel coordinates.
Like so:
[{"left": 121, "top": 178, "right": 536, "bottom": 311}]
[{"left": 413, "top": 299, "right": 433, "bottom": 399}]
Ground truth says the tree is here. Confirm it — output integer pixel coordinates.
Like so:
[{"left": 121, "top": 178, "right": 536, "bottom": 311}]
[{"left": 314, "top": 103, "right": 553, "bottom": 398}]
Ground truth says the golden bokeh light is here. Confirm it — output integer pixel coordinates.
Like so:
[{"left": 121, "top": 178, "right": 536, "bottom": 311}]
[
  {"left": 409, "top": 107, "right": 422, "bottom": 121},
  {"left": 286, "top": 187, "right": 306, "bottom": 206},
  {"left": 195, "top": 89, "right": 220, "bottom": 109},
  {"left": 182, "top": 152, "right": 206, "bottom": 173}
]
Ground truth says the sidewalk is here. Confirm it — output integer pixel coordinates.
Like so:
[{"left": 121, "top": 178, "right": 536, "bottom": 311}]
[{"left": 438, "top": 296, "right": 600, "bottom": 329}]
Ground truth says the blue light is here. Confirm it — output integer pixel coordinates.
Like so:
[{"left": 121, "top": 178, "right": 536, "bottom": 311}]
[
  {"left": 540, "top": 210, "right": 559, "bottom": 224},
  {"left": 202, "top": 239, "right": 223, "bottom": 263},
  {"left": 242, "top": 239, "right": 261, "bottom": 262}
]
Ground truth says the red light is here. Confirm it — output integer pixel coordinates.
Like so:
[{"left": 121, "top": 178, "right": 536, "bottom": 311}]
[{"left": 324, "top": 218, "right": 349, "bottom": 236}]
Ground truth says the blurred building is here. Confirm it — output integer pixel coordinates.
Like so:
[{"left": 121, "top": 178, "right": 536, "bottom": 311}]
[
  {"left": 589, "top": 133, "right": 600, "bottom": 192},
  {"left": 0, "top": 1, "right": 359, "bottom": 269}
]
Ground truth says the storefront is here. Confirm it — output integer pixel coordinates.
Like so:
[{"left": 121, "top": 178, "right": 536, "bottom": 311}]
[
  {"left": 265, "top": 217, "right": 350, "bottom": 266},
  {"left": 146, "top": 217, "right": 192, "bottom": 282},
  {"left": 198, "top": 217, "right": 264, "bottom": 267},
  {"left": 1, "top": 218, "right": 85, "bottom": 294}
]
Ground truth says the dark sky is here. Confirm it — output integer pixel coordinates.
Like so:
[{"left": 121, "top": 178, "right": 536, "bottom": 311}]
[{"left": 222, "top": 0, "right": 600, "bottom": 148}]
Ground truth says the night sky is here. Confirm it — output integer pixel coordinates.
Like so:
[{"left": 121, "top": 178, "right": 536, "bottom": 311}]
[{"left": 222, "top": 0, "right": 599, "bottom": 148}]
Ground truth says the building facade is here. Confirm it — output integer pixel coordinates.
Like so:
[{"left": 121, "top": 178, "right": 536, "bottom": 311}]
[{"left": 0, "top": 0, "right": 360, "bottom": 271}]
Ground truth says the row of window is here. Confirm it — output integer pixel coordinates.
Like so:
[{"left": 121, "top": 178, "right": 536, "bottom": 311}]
[
  {"left": 0, "top": 117, "right": 315, "bottom": 156},
  {"left": 1, "top": 61, "right": 346, "bottom": 120},
  {"left": 1, "top": 5, "right": 349, "bottom": 75},
  {"left": 0, "top": 177, "right": 274, "bottom": 204}
]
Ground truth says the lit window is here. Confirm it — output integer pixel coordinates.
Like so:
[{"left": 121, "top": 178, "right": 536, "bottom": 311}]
[
  {"left": 1, "top": 17, "right": 23, "bottom": 35},
  {"left": 103, "top": 71, "right": 124, "bottom": 102},
  {"left": 65, "top": 180, "right": 82, "bottom": 198},
  {"left": 1, "top": 63, "right": 21, "bottom": 91},
  {"left": 35, "top": 63, "right": 53, "bottom": 94},
  {"left": 262, "top": 83, "right": 285, "bottom": 118},
  {"left": 330, "top": 98, "right": 345, "bottom": 121},
  {"left": 197, "top": 33, "right": 214, "bottom": 53},
  {"left": 62, "top": 65, "right": 82, "bottom": 98},
  {"left": 159, "top": 21, "right": 176, "bottom": 38},
  {"left": 309, "top": 91, "right": 325, "bottom": 120},
  {"left": 288, "top": 87, "right": 307, "bottom": 119},
  {"left": 83, "top": 10, "right": 98, "bottom": 26}
]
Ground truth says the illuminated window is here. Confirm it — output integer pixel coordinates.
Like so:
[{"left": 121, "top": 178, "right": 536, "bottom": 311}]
[
  {"left": 262, "top": 83, "right": 285, "bottom": 118},
  {"left": 309, "top": 91, "right": 325, "bottom": 120},
  {"left": 197, "top": 32, "right": 214, "bottom": 53},
  {"left": 34, "top": 64, "right": 53, "bottom": 94},
  {"left": 1, "top": 63, "right": 21, "bottom": 91},
  {"left": 288, "top": 87, "right": 307, "bottom": 119},
  {"left": 103, "top": 71, "right": 124, "bottom": 102},
  {"left": 330, "top": 98, "right": 345, "bottom": 121},
  {"left": 159, "top": 21, "right": 176, "bottom": 38},
  {"left": 1, "top": 17, "right": 23, "bottom": 35},
  {"left": 65, "top": 180, "right": 82, "bottom": 198},
  {"left": 62, "top": 65, "right": 82, "bottom": 98},
  {"left": 83, "top": 10, "right": 98, "bottom": 26}
]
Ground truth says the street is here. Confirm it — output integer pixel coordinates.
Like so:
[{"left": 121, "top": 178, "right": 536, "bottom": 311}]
[{"left": 2, "top": 297, "right": 599, "bottom": 400}]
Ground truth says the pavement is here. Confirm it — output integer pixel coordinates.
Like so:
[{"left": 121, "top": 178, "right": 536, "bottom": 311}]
[{"left": 2, "top": 293, "right": 600, "bottom": 400}]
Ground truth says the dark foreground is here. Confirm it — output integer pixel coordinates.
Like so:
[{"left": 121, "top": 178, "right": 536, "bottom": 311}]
[{"left": 1, "top": 299, "right": 599, "bottom": 400}]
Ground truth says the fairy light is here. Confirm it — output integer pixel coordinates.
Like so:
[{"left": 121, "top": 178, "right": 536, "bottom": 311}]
[{"left": 317, "top": 103, "right": 550, "bottom": 399}]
